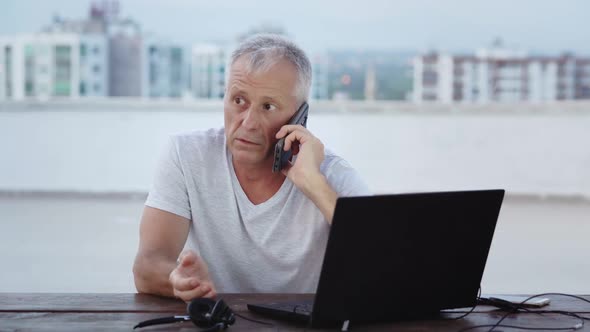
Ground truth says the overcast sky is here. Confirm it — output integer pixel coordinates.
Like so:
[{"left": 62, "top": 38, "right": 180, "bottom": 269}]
[{"left": 2, "top": 0, "right": 588, "bottom": 54}]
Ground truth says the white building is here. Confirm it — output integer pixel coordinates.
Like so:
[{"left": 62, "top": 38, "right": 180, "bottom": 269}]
[
  {"left": 40, "top": 3, "right": 148, "bottom": 98},
  {"left": 80, "top": 34, "right": 109, "bottom": 97},
  {"left": 0, "top": 33, "right": 108, "bottom": 101},
  {"left": 191, "top": 44, "right": 228, "bottom": 100},
  {"left": 413, "top": 47, "right": 590, "bottom": 103},
  {"left": 142, "top": 40, "right": 185, "bottom": 98}
]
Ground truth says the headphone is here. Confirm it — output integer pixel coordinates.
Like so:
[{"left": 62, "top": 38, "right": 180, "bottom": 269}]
[
  {"left": 189, "top": 298, "right": 236, "bottom": 331},
  {"left": 134, "top": 298, "right": 236, "bottom": 331}
]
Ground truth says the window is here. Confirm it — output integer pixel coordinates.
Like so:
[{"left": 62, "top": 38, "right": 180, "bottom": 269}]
[
  {"left": 150, "top": 64, "right": 158, "bottom": 84},
  {"left": 422, "top": 71, "right": 438, "bottom": 85},
  {"left": 5, "top": 46, "right": 12, "bottom": 97},
  {"left": 171, "top": 48, "right": 182, "bottom": 62},
  {"left": 25, "top": 82, "right": 34, "bottom": 96},
  {"left": 53, "top": 45, "right": 72, "bottom": 96},
  {"left": 24, "top": 44, "right": 35, "bottom": 97}
]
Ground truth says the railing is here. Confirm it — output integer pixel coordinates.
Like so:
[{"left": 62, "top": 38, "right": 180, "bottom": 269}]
[{"left": 1, "top": 98, "right": 590, "bottom": 113}]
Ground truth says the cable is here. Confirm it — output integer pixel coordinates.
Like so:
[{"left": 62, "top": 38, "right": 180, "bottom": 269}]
[
  {"left": 483, "top": 293, "right": 587, "bottom": 332},
  {"left": 459, "top": 323, "right": 583, "bottom": 331},
  {"left": 441, "top": 286, "right": 483, "bottom": 320},
  {"left": 456, "top": 293, "right": 589, "bottom": 332},
  {"left": 532, "top": 311, "right": 590, "bottom": 320}
]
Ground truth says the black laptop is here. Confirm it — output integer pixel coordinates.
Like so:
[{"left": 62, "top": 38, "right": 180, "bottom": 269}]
[{"left": 247, "top": 189, "right": 505, "bottom": 328}]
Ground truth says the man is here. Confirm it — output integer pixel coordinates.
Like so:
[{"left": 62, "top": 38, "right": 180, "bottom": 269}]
[{"left": 133, "top": 34, "right": 370, "bottom": 302}]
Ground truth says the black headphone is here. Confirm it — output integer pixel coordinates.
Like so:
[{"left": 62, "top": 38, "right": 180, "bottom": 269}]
[
  {"left": 134, "top": 298, "right": 236, "bottom": 331},
  {"left": 189, "top": 298, "right": 236, "bottom": 331}
]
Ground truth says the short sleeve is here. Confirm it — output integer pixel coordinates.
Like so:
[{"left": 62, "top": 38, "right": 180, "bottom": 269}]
[
  {"left": 324, "top": 158, "right": 372, "bottom": 197},
  {"left": 145, "top": 136, "right": 192, "bottom": 220}
]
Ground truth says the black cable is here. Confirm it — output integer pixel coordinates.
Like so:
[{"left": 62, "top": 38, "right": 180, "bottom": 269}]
[
  {"left": 456, "top": 293, "right": 589, "bottom": 332},
  {"left": 533, "top": 310, "right": 590, "bottom": 320},
  {"left": 459, "top": 323, "right": 583, "bottom": 331},
  {"left": 484, "top": 293, "right": 587, "bottom": 332},
  {"left": 441, "top": 286, "right": 483, "bottom": 320},
  {"left": 133, "top": 315, "right": 190, "bottom": 329},
  {"left": 519, "top": 293, "right": 590, "bottom": 307}
]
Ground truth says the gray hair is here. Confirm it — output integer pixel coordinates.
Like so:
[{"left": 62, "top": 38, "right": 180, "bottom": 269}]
[{"left": 229, "top": 34, "right": 312, "bottom": 102}]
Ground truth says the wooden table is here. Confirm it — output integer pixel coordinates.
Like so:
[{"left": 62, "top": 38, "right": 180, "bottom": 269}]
[{"left": 0, "top": 293, "right": 588, "bottom": 331}]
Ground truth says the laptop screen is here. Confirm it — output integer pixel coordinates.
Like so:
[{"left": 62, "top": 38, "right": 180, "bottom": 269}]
[{"left": 310, "top": 189, "right": 504, "bottom": 327}]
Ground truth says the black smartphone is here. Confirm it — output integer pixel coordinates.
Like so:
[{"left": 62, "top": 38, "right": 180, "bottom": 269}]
[{"left": 272, "top": 102, "right": 309, "bottom": 173}]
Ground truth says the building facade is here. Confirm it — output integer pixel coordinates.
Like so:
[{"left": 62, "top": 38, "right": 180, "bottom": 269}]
[
  {"left": 413, "top": 48, "right": 590, "bottom": 103},
  {"left": 191, "top": 44, "right": 228, "bottom": 100},
  {"left": 0, "top": 33, "right": 108, "bottom": 101},
  {"left": 143, "top": 40, "right": 185, "bottom": 98}
]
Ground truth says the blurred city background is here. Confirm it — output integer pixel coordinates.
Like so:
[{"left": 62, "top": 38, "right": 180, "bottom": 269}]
[{"left": 0, "top": 1, "right": 589, "bottom": 295}]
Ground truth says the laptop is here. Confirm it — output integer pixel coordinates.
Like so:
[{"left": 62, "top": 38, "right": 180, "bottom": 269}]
[{"left": 247, "top": 189, "right": 505, "bottom": 328}]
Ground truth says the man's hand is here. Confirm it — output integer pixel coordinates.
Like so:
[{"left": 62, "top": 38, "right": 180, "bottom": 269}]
[
  {"left": 275, "top": 124, "right": 325, "bottom": 191},
  {"left": 275, "top": 125, "right": 338, "bottom": 223},
  {"left": 169, "top": 250, "right": 217, "bottom": 301}
]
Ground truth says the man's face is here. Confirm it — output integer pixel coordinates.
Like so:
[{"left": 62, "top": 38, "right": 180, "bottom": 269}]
[{"left": 224, "top": 56, "right": 300, "bottom": 167}]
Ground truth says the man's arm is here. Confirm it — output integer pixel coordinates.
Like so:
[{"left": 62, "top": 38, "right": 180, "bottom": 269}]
[
  {"left": 133, "top": 206, "right": 190, "bottom": 297},
  {"left": 296, "top": 172, "right": 338, "bottom": 224}
]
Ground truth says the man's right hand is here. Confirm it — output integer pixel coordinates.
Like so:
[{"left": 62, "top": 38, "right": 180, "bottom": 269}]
[{"left": 169, "top": 250, "right": 217, "bottom": 301}]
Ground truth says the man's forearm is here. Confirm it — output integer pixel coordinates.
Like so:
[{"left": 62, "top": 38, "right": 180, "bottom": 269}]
[
  {"left": 133, "top": 253, "right": 177, "bottom": 298},
  {"left": 302, "top": 173, "right": 338, "bottom": 224}
]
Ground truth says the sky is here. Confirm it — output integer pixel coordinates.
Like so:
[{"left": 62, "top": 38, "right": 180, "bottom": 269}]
[{"left": 1, "top": 0, "right": 589, "bottom": 54}]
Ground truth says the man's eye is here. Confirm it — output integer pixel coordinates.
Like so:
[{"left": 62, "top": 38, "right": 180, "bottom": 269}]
[
  {"left": 234, "top": 97, "right": 245, "bottom": 105},
  {"left": 263, "top": 103, "right": 277, "bottom": 111}
]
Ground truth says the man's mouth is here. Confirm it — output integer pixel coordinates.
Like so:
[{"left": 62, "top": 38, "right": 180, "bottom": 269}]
[{"left": 236, "top": 138, "right": 260, "bottom": 145}]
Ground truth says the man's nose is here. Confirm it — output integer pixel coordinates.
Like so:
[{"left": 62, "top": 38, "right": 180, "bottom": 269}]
[{"left": 242, "top": 107, "right": 260, "bottom": 129}]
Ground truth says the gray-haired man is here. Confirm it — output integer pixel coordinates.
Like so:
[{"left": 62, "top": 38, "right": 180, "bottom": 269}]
[{"left": 133, "top": 34, "right": 370, "bottom": 301}]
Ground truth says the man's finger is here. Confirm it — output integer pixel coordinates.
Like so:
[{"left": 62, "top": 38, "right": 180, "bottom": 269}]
[
  {"left": 283, "top": 131, "right": 303, "bottom": 151},
  {"left": 276, "top": 125, "right": 295, "bottom": 138},
  {"left": 175, "top": 284, "right": 212, "bottom": 302},
  {"left": 180, "top": 251, "right": 197, "bottom": 267},
  {"left": 276, "top": 124, "right": 306, "bottom": 139},
  {"left": 173, "top": 276, "right": 200, "bottom": 291},
  {"left": 202, "top": 288, "right": 217, "bottom": 299}
]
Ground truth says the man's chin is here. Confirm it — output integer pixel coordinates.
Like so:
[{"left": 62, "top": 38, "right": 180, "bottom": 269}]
[
  {"left": 231, "top": 150, "right": 272, "bottom": 168},
  {"left": 232, "top": 149, "right": 258, "bottom": 162}
]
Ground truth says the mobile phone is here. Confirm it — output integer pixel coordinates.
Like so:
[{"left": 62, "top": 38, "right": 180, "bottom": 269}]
[{"left": 272, "top": 102, "right": 309, "bottom": 173}]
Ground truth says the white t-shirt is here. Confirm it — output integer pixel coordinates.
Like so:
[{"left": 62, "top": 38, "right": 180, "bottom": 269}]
[{"left": 145, "top": 128, "right": 371, "bottom": 293}]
